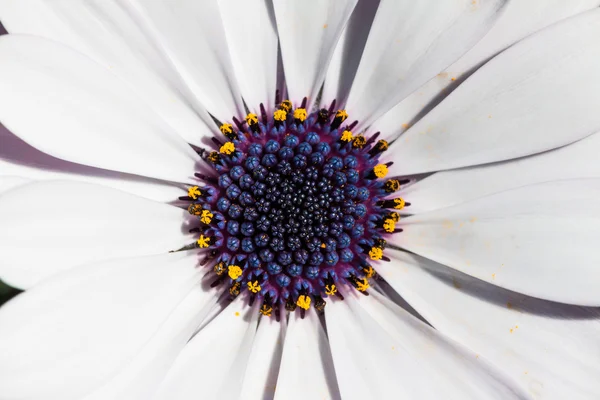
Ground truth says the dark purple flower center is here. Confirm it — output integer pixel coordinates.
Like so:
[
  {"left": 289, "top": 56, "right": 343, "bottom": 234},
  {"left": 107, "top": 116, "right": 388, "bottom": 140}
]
[{"left": 180, "top": 97, "right": 409, "bottom": 318}]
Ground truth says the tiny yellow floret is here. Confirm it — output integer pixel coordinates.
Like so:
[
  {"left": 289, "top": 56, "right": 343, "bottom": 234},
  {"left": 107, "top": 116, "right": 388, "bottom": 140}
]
[
  {"left": 208, "top": 151, "right": 220, "bottom": 163},
  {"left": 187, "top": 186, "right": 202, "bottom": 200},
  {"left": 384, "top": 179, "right": 400, "bottom": 193},
  {"left": 200, "top": 209, "right": 213, "bottom": 224},
  {"left": 188, "top": 203, "right": 203, "bottom": 216},
  {"left": 220, "top": 142, "right": 235, "bottom": 155},
  {"left": 293, "top": 108, "right": 307, "bottom": 122},
  {"left": 373, "top": 164, "right": 388, "bottom": 178},
  {"left": 214, "top": 262, "right": 226, "bottom": 275},
  {"left": 340, "top": 130, "right": 353, "bottom": 142},
  {"left": 219, "top": 123, "right": 233, "bottom": 135},
  {"left": 387, "top": 212, "right": 400, "bottom": 222},
  {"left": 352, "top": 135, "right": 366, "bottom": 149},
  {"left": 260, "top": 304, "right": 273, "bottom": 317},
  {"left": 325, "top": 284, "right": 337, "bottom": 296},
  {"left": 245, "top": 113, "right": 259, "bottom": 126},
  {"left": 369, "top": 247, "right": 383, "bottom": 260},
  {"left": 274, "top": 109, "right": 287, "bottom": 121},
  {"left": 197, "top": 235, "right": 211, "bottom": 248},
  {"left": 362, "top": 265, "right": 375, "bottom": 279},
  {"left": 335, "top": 109, "right": 348, "bottom": 121},
  {"left": 228, "top": 265, "right": 243, "bottom": 280},
  {"left": 296, "top": 295, "right": 311, "bottom": 310},
  {"left": 376, "top": 139, "right": 389, "bottom": 151},
  {"left": 229, "top": 281, "right": 241, "bottom": 296},
  {"left": 356, "top": 278, "right": 370, "bottom": 292},
  {"left": 247, "top": 280, "right": 261, "bottom": 293},
  {"left": 314, "top": 298, "right": 326, "bottom": 312},
  {"left": 393, "top": 198, "right": 406, "bottom": 210},
  {"left": 383, "top": 218, "right": 395, "bottom": 233},
  {"left": 280, "top": 99, "right": 292, "bottom": 112}
]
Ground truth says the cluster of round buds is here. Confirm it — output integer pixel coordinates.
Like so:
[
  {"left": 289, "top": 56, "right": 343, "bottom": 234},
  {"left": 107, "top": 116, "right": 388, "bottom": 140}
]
[{"left": 177, "top": 95, "right": 410, "bottom": 318}]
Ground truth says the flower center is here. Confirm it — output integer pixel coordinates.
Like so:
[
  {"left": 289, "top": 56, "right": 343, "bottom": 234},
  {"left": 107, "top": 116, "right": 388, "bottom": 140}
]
[{"left": 180, "top": 96, "right": 409, "bottom": 318}]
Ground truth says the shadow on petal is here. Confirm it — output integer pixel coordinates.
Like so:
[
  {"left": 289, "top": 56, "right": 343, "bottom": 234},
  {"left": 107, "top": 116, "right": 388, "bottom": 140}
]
[{"left": 413, "top": 251, "right": 600, "bottom": 320}]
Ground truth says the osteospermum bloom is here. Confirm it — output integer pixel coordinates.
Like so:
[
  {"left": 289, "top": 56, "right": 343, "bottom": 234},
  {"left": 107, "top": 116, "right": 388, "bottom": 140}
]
[{"left": 1, "top": 0, "right": 600, "bottom": 399}]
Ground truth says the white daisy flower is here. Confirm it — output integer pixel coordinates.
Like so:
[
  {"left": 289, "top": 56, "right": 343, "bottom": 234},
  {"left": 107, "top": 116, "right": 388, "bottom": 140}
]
[{"left": 1, "top": 1, "right": 600, "bottom": 399}]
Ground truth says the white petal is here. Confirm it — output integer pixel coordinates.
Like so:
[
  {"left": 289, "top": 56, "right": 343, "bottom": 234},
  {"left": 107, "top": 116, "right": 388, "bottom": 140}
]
[
  {"left": 0, "top": 35, "right": 199, "bottom": 183},
  {"left": 386, "top": 9, "right": 600, "bottom": 176},
  {"left": 273, "top": 0, "right": 357, "bottom": 107},
  {"left": 380, "top": 251, "right": 600, "bottom": 399},
  {"left": 0, "top": 252, "right": 215, "bottom": 400},
  {"left": 371, "top": 0, "right": 600, "bottom": 140},
  {"left": 0, "top": 175, "right": 30, "bottom": 194},
  {"left": 397, "top": 179, "right": 600, "bottom": 306},
  {"left": 240, "top": 316, "right": 286, "bottom": 400},
  {"left": 0, "top": 0, "right": 216, "bottom": 145},
  {"left": 85, "top": 285, "right": 218, "bottom": 400},
  {"left": 346, "top": 0, "right": 507, "bottom": 129},
  {"left": 401, "top": 131, "right": 600, "bottom": 214},
  {"left": 452, "top": 0, "right": 600, "bottom": 86},
  {"left": 126, "top": 0, "right": 245, "bottom": 121},
  {"left": 0, "top": 180, "right": 193, "bottom": 289},
  {"left": 0, "top": 125, "right": 185, "bottom": 203},
  {"left": 153, "top": 296, "right": 259, "bottom": 400},
  {"left": 274, "top": 311, "right": 340, "bottom": 400},
  {"left": 219, "top": 0, "right": 279, "bottom": 112},
  {"left": 195, "top": 292, "right": 229, "bottom": 332},
  {"left": 326, "top": 292, "right": 530, "bottom": 399},
  {"left": 322, "top": 0, "right": 380, "bottom": 105}
]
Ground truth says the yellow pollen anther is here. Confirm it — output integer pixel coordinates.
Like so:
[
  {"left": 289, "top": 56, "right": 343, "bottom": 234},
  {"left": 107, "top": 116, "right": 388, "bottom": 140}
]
[
  {"left": 214, "top": 262, "right": 226, "bottom": 275},
  {"left": 280, "top": 99, "right": 292, "bottom": 112},
  {"left": 197, "top": 235, "right": 211, "bottom": 248},
  {"left": 335, "top": 109, "right": 348, "bottom": 121},
  {"left": 220, "top": 142, "right": 235, "bottom": 155},
  {"left": 245, "top": 113, "right": 258, "bottom": 126},
  {"left": 356, "top": 278, "right": 370, "bottom": 292},
  {"left": 188, "top": 203, "right": 203, "bottom": 216},
  {"left": 296, "top": 295, "right": 311, "bottom": 310},
  {"left": 219, "top": 123, "right": 233, "bottom": 135},
  {"left": 320, "top": 243, "right": 327, "bottom": 249},
  {"left": 293, "top": 108, "right": 307, "bottom": 122},
  {"left": 260, "top": 304, "right": 273, "bottom": 317},
  {"left": 373, "top": 164, "right": 388, "bottom": 178},
  {"left": 394, "top": 198, "right": 406, "bottom": 210},
  {"left": 352, "top": 135, "right": 366, "bottom": 149},
  {"left": 274, "top": 109, "right": 287, "bottom": 122},
  {"left": 383, "top": 218, "right": 395, "bottom": 233},
  {"left": 208, "top": 151, "right": 220, "bottom": 163},
  {"left": 340, "top": 130, "right": 353, "bottom": 142},
  {"left": 247, "top": 280, "right": 261, "bottom": 293},
  {"left": 187, "top": 186, "right": 202, "bottom": 199},
  {"left": 375, "top": 238, "right": 386, "bottom": 249},
  {"left": 229, "top": 281, "right": 241, "bottom": 296},
  {"left": 369, "top": 247, "right": 383, "bottom": 260},
  {"left": 376, "top": 139, "right": 389, "bottom": 151},
  {"left": 325, "top": 284, "right": 337, "bottom": 296},
  {"left": 200, "top": 209, "right": 213, "bottom": 224},
  {"left": 228, "top": 265, "right": 243, "bottom": 280},
  {"left": 363, "top": 265, "right": 375, "bottom": 279},
  {"left": 387, "top": 212, "right": 400, "bottom": 222},
  {"left": 384, "top": 179, "right": 400, "bottom": 193},
  {"left": 314, "top": 298, "right": 326, "bottom": 312}
]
